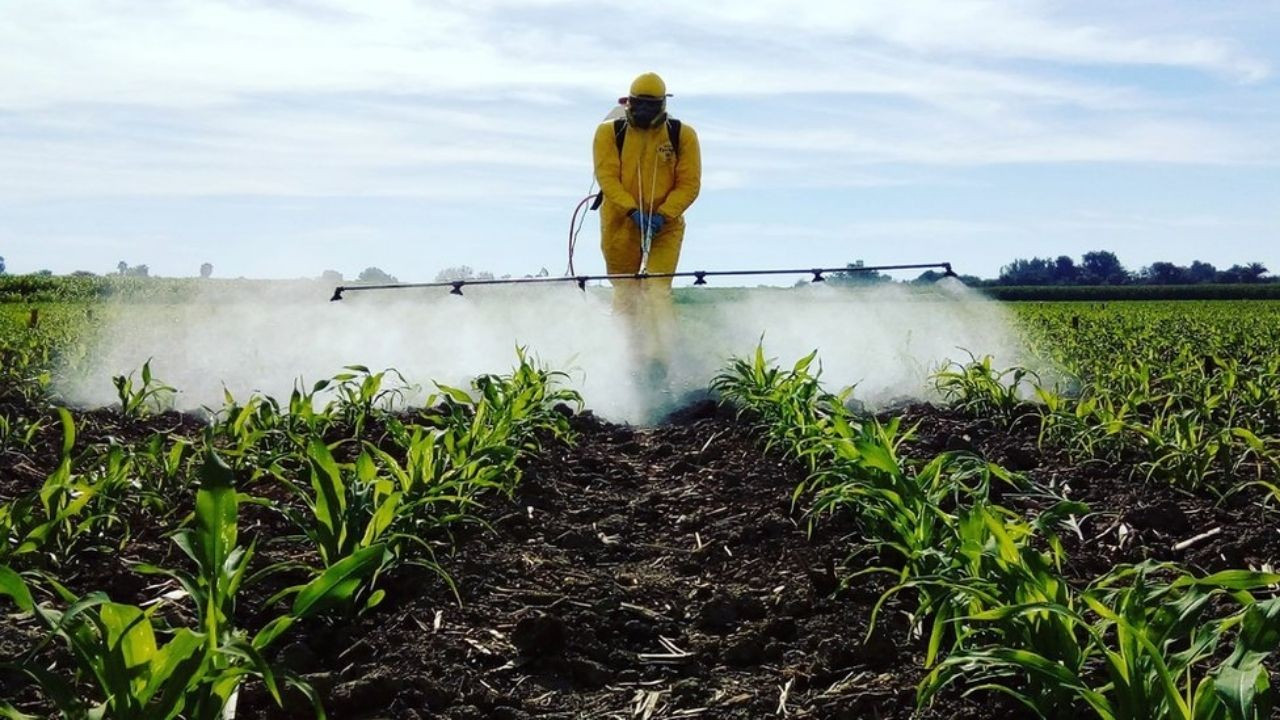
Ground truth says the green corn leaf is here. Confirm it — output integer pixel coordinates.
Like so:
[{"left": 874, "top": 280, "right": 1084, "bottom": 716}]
[
  {"left": 139, "top": 628, "right": 207, "bottom": 707},
  {"left": 1230, "top": 427, "right": 1266, "bottom": 453},
  {"left": 361, "top": 492, "right": 402, "bottom": 548},
  {"left": 1214, "top": 664, "right": 1266, "bottom": 720},
  {"left": 252, "top": 616, "right": 295, "bottom": 651},
  {"left": 0, "top": 566, "right": 34, "bottom": 612},
  {"left": 55, "top": 407, "right": 75, "bottom": 457},
  {"left": 195, "top": 452, "right": 238, "bottom": 571},
  {"left": 100, "top": 603, "right": 157, "bottom": 674},
  {"left": 1174, "top": 570, "right": 1280, "bottom": 590},
  {"left": 290, "top": 544, "right": 387, "bottom": 620}
]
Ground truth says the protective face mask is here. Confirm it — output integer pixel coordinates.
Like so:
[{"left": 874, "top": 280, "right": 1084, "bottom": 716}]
[{"left": 627, "top": 97, "right": 666, "bottom": 128}]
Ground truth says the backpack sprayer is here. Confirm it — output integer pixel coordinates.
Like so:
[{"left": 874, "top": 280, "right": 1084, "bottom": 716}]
[{"left": 329, "top": 102, "right": 958, "bottom": 302}]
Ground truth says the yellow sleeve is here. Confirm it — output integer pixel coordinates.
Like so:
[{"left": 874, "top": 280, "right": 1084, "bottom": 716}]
[
  {"left": 593, "top": 123, "right": 638, "bottom": 214},
  {"left": 658, "top": 123, "right": 701, "bottom": 219}
]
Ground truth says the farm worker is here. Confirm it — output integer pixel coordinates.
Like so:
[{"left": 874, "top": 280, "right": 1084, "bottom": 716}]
[{"left": 593, "top": 71, "right": 702, "bottom": 382}]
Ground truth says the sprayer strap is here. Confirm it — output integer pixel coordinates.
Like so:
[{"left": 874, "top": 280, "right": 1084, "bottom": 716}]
[{"left": 612, "top": 118, "right": 681, "bottom": 156}]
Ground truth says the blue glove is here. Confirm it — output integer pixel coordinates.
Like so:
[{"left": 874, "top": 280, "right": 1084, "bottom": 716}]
[
  {"left": 647, "top": 213, "right": 666, "bottom": 235},
  {"left": 630, "top": 210, "right": 667, "bottom": 235}
]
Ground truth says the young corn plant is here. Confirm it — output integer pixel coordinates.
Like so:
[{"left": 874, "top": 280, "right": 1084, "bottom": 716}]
[
  {"left": 0, "top": 410, "right": 131, "bottom": 568},
  {"left": 259, "top": 438, "right": 396, "bottom": 618},
  {"left": 136, "top": 453, "right": 255, "bottom": 646},
  {"left": 418, "top": 349, "right": 582, "bottom": 495},
  {"left": 471, "top": 347, "right": 582, "bottom": 447},
  {"left": 826, "top": 451, "right": 1040, "bottom": 661},
  {"left": 0, "top": 452, "right": 364, "bottom": 719},
  {"left": 0, "top": 411, "right": 44, "bottom": 454},
  {"left": 920, "top": 562, "right": 1280, "bottom": 720},
  {"left": 111, "top": 359, "right": 176, "bottom": 419},
  {"left": 712, "top": 347, "right": 851, "bottom": 474},
  {"left": 933, "top": 353, "right": 1040, "bottom": 423},
  {"left": 889, "top": 500, "right": 1089, "bottom": 705},
  {"left": 0, "top": 565, "right": 309, "bottom": 720},
  {"left": 328, "top": 365, "right": 413, "bottom": 438},
  {"left": 207, "top": 389, "right": 310, "bottom": 482},
  {"left": 0, "top": 578, "right": 237, "bottom": 720},
  {"left": 133, "top": 432, "right": 193, "bottom": 502}
]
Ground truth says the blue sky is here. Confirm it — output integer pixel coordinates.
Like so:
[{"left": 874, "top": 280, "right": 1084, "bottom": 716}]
[{"left": 1, "top": 0, "right": 1277, "bottom": 281}]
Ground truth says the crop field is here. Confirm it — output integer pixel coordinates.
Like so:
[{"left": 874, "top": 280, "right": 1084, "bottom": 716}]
[{"left": 1, "top": 298, "right": 1278, "bottom": 719}]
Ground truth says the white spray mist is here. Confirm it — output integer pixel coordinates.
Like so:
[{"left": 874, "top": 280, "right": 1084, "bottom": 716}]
[{"left": 61, "top": 278, "right": 1024, "bottom": 425}]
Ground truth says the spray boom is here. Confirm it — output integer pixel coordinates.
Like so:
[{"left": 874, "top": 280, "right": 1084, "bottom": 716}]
[{"left": 330, "top": 261, "right": 957, "bottom": 300}]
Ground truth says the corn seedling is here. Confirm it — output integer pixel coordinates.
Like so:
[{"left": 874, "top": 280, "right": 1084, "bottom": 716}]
[
  {"left": 111, "top": 359, "right": 176, "bottom": 419},
  {"left": 0, "top": 563, "right": 316, "bottom": 720},
  {"left": 920, "top": 562, "right": 1280, "bottom": 720}
]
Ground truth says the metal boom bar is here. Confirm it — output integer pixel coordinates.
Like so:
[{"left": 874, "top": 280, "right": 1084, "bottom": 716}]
[{"left": 330, "top": 261, "right": 956, "bottom": 301}]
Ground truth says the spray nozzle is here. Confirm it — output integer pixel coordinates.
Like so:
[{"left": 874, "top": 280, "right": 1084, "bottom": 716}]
[
  {"left": 576, "top": 277, "right": 588, "bottom": 291},
  {"left": 943, "top": 263, "right": 958, "bottom": 278},
  {"left": 450, "top": 282, "right": 465, "bottom": 296},
  {"left": 330, "top": 287, "right": 345, "bottom": 302},
  {"left": 693, "top": 271, "right": 707, "bottom": 286},
  {"left": 811, "top": 269, "right": 826, "bottom": 283}
]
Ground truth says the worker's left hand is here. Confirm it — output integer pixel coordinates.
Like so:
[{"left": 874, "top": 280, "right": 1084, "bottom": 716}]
[{"left": 646, "top": 213, "right": 666, "bottom": 235}]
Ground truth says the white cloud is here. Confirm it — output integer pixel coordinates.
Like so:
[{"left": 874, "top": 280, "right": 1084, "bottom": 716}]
[
  {"left": 658, "top": 0, "right": 1270, "bottom": 81},
  {"left": 0, "top": 0, "right": 1269, "bottom": 109}
]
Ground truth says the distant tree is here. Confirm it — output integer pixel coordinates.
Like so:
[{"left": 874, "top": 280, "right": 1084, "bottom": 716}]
[
  {"left": 1080, "top": 250, "right": 1128, "bottom": 285},
  {"left": 830, "top": 260, "right": 891, "bottom": 285},
  {"left": 998, "top": 257, "right": 1056, "bottom": 285},
  {"left": 1053, "top": 255, "right": 1079, "bottom": 284},
  {"left": 1185, "top": 260, "right": 1217, "bottom": 284},
  {"left": 1218, "top": 262, "right": 1268, "bottom": 284},
  {"left": 435, "top": 265, "right": 474, "bottom": 282},
  {"left": 357, "top": 266, "right": 398, "bottom": 284},
  {"left": 0, "top": 255, "right": 5, "bottom": 274},
  {"left": 200, "top": 262, "right": 213, "bottom": 279},
  {"left": 71, "top": 270, "right": 97, "bottom": 277},
  {"left": 320, "top": 269, "right": 343, "bottom": 283},
  {"left": 435, "top": 266, "right": 494, "bottom": 282},
  {"left": 1141, "top": 261, "right": 1188, "bottom": 285},
  {"left": 34, "top": 269, "right": 53, "bottom": 276},
  {"left": 913, "top": 270, "right": 980, "bottom": 285},
  {"left": 536, "top": 267, "right": 550, "bottom": 278},
  {"left": 114, "top": 262, "right": 151, "bottom": 277}
]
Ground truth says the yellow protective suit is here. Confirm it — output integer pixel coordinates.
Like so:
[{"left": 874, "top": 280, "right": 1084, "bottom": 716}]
[{"left": 593, "top": 116, "right": 701, "bottom": 369}]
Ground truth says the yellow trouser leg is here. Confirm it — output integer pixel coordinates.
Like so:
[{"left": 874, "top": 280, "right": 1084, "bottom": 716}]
[{"left": 601, "top": 221, "right": 684, "bottom": 367}]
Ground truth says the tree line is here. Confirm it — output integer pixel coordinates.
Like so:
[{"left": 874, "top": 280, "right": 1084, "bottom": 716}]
[{"left": 985, "top": 251, "right": 1271, "bottom": 286}]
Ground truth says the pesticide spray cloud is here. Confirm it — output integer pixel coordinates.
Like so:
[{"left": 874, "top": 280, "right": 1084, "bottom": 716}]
[{"left": 62, "top": 279, "right": 1024, "bottom": 424}]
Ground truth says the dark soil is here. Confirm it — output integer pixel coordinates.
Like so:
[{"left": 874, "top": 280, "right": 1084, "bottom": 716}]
[
  {"left": 229, "top": 404, "right": 1005, "bottom": 720},
  {"left": 2, "top": 400, "right": 1277, "bottom": 719},
  {"left": 896, "top": 404, "right": 1280, "bottom": 582}
]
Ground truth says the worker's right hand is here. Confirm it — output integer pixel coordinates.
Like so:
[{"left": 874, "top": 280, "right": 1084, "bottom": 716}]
[{"left": 629, "top": 209, "right": 649, "bottom": 231}]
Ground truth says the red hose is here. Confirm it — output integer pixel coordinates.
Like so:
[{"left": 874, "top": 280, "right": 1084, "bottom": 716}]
[{"left": 567, "top": 194, "right": 595, "bottom": 276}]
